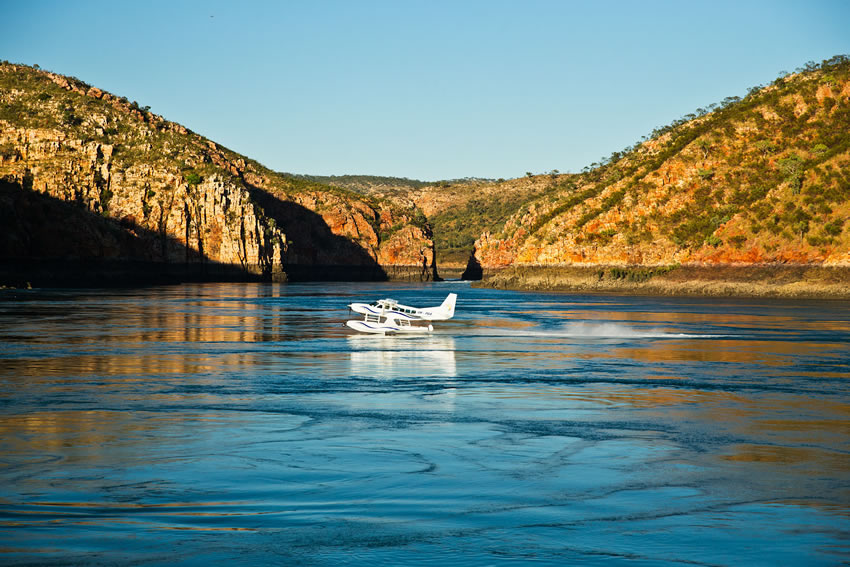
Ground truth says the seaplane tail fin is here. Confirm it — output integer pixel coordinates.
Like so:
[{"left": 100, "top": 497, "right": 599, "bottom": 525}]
[{"left": 435, "top": 293, "right": 457, "bottom": 320}]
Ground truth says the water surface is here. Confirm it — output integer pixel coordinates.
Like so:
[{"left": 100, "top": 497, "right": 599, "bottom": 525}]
[{"left": 1, "top": 282, "right": 848, "bottom": 565}]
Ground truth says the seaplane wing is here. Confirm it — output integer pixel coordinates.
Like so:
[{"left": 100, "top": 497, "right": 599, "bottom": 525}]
[
  {"left": 346, "top": 293, "right": 457, "bottom": 334},
  {"left": 348, "top": 293, "right": 456, "bottom": 321}
]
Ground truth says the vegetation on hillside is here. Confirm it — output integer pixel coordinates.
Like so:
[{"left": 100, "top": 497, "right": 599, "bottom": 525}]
[
  {"left": 476, "top": 55, "right": 850, "bottom": 267},
  {"left": 291, "top": 174, "right": 434, "bottom": 192},
  {"left": 0, "top": 61, "right": 425, "bottom": 250},
  {"left": 0, "top": 62, "right": 402, "bottom": 211},
  {"left": 428, "top": 180, "right": 560, "bottom": 262},
  {"left": 291, "top": 174, "right": 499, "bottom": 194}
]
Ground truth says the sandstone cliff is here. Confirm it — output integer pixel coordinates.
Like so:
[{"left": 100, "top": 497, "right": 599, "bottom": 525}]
[
  {"left": 0, "top": 63, "right": 436, "bottom": 284},
  {"left": 473, "top": 56, "right": 850, "bottom": 273}
]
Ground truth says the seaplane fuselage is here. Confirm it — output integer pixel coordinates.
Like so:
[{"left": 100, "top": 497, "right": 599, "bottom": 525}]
[
  {"left": 348, "top": 293, "right": 456, "bottom": 322},
  {"left": 345, "top": 293, "right": 457, "bottom": 334}
]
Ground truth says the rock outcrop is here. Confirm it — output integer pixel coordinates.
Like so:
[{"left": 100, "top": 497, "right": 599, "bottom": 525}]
[{"left": 0, "top": 63, "right": 436, "bottom": 284}]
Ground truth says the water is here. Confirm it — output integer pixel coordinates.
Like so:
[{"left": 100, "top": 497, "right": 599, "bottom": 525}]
[{"left": 1, "top": 281, "right": 848, "bottom": 566}]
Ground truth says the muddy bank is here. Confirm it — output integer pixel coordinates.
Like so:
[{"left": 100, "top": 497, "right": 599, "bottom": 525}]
[{"left": 474, "top": 265, "right": 850, "bottom": 299}]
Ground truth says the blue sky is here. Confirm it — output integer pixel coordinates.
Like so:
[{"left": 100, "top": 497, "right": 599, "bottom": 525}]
[{"left": 2, "top": 0, "right": 849, "bottom": 180}]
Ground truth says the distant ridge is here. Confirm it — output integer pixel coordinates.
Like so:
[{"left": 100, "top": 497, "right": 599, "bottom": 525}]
[{"left": 290, "top": 174, "right": 433, "bottom": 191}]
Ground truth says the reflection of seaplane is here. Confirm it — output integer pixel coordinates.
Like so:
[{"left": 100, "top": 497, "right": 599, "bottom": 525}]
[
  {"left": 348, "top": 335, "right": 458, "bottom": 379},
  {"left": 346, "top": 293, "right": 457, "bottom": 334}
]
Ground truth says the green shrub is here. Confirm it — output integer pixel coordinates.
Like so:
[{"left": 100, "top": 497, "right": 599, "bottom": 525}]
[
  {"left": 824, "top": 218, "right": 845, "bottom": 236},
  {"left": 806, "top": 234, "right": 830, "bottom": 247},
  {"left": 62, "top": 107, "right": 82, "bottom": 126}
]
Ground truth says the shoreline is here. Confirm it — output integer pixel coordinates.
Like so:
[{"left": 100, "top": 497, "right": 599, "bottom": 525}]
[
  {"left": 472, "top": 264, "right": 850, "bottom": 300},
  {"left": 0, "top": 260, "right": 439, "bottom": 288}
]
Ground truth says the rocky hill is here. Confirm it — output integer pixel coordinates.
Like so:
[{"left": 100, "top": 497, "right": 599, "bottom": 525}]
[
  {"left": 5, "top": 57, "right": 848, "bottom": 293},
  {"left": 310, "top": 174, "right": 558, "bottom": 277},
  {"left": 0, "top": 63, "right": 436, "bottom": 285},
  {"left": 470, "top": 56, "right": 850, "bottom": 291}
]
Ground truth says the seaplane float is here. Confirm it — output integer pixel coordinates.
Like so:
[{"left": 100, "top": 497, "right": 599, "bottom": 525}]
[{"left": 346, "top": 293, "right": 457, "bottom": 334}]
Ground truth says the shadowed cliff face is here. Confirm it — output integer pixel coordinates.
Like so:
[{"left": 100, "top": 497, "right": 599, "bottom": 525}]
[
  {"left": 0, "top": 63, "right": 437, "bottom": 283},
  {"left": 241, "top": 186, "right": 385, "bottom": 281},
  {"left": 0, "top": 178, "right": 258, "bottom": 286},
  {"left": 1, "top": 178, "right": 165, "bottom": 261}
]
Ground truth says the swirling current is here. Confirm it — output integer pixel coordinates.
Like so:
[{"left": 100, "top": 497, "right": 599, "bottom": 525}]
[{"left": 0, "top": 281, "right": 848, "bottom": 565}]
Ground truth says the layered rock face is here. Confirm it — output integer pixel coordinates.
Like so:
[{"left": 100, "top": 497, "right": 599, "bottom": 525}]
[
  {"left": 0, "top": 126, "right": 285, "bottom": 277},
  {"left": 472, "top": 58, "right": 850, "bottom": 272},
  {"left": 0, "top": 63, "right": 436, "bottom": 283}
]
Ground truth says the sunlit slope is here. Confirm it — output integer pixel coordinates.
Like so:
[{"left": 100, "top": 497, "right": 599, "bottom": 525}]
[{"left": 474, "top": 56, "right": 850, "bottom": 269}]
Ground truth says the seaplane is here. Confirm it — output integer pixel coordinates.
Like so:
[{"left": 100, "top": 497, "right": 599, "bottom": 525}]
[{"left": 346, "top": 293, "right": 457, "bottom": 334}]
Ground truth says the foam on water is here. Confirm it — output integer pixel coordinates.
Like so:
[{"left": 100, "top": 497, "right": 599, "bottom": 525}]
[{"left": 464, "top": 321, "right": 727, "bottom": 339}]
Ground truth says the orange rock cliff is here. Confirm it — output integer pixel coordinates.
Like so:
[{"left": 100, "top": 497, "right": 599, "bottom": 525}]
[
  {"left": 0, "top": 63, "right": 436, "bottom": 284},
  {"left": 472, "top": 57, "right": 850, "bottom": 272}
]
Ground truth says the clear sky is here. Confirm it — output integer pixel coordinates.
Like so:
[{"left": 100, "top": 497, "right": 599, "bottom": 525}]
[{"left": 2, "top": 0, "right": 849, "bottom": 181}]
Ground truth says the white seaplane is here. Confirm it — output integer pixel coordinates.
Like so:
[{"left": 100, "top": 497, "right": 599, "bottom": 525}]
[{"left": 346, "top": 293, "right": 457, "bottom": 334}]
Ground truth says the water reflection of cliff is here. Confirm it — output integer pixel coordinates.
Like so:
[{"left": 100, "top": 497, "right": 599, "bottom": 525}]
[
  {"left": 348, "top": 335, "right": 457, "bottom": 379},
  {"left": 1, "top": 284, "right": 290, "bottom": 383}
]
